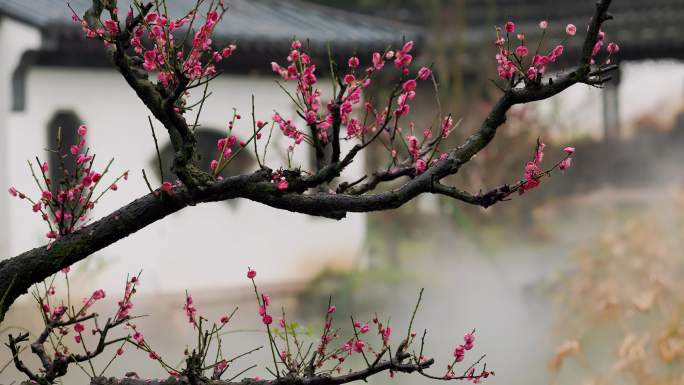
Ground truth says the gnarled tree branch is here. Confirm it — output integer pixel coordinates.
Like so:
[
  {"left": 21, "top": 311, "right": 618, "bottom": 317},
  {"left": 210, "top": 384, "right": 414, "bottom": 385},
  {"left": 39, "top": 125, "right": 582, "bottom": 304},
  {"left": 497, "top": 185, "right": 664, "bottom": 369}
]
[{"left": 0, "top": 0, "right": 614, "bottom": 323}]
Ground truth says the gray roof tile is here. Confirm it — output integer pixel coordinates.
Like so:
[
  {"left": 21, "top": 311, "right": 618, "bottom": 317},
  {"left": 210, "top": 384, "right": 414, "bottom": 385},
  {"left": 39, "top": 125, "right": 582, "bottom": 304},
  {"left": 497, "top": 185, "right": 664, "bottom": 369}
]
[{"left": 0, "top": 0, "right": 421, "bottom": 49}]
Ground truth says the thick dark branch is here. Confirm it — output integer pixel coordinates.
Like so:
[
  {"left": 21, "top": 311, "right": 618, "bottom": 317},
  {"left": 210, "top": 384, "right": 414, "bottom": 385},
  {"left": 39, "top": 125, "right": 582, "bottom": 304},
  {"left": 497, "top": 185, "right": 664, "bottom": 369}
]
[
  {"left": 345, "top": 166, "right": 414, "bottom": 195},
  {"left": 431, "top": 183, "right": 513, "bottom": 209},
  {"left": 0, "top": 170, "right": 268, "bottom": 321},
  {"left": 84, "top": 1, "right": 208, "bottom": 189},
  {"left": 330, "top": 94, "right": 344, "bottom": 164},
  {"left": 310, "top": 121, "right": 327, "bottom": 173},
  {"left": 87, "top": 355, "right": 433, "bottom": 385},
  {"left": 0, "top": 162, "right": 446, "bottom": 319}
]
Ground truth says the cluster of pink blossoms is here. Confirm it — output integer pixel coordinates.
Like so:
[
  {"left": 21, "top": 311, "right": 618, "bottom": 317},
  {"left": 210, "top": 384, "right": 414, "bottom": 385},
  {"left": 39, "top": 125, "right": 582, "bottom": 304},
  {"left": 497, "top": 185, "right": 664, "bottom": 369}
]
[
  {"left": 209, "top": 111, "right": 268, "bottom": 180},
  {"left": 453, "top": 332, "right": 475, "bottom": 363},
  {"left": 445, "top": 331, "right": 489, "bottom": 382},
  {"left": 271, "top": 171, "right": 289, "bottom": 191},
  {"left": 271, "top": 39, "right": 456, "bottom": 176},
  {"left": 73, "top": 3, "right": 236, "bottom": 90},
  {"left": 270, "top": 39, "right": 429, "bottom": 145},
  {"left": 405, "top": 115, "right": 456, "bottom": 173},
  {"left": 519, "top": 141, "right": 575, "bottom": 194},
  {"left": 8, "top": 125, "right": 127, "bottom": 241},
  {"left": 115, "top": 275, "right": 139, "bottom": 321},
  {"left": 80, "top": 289, "right": 106, "bottom": 316},
  {"left": 183, "top": 293, "right": 198, "bottom": 324},
  {"left": 29, "top": 272, "right": 141, "bottom": 364},
  {"left": 339, "top": 320, "right": 370, "bottom": 356},
  {"left": 495, "top": 20, "right": 619, "bottom": 82},
  {"left": 57, "top": 268, "right": 487, "bottom": 381},
  {"left": 246, "top": 268, "right": 274, "bottom": 325}
]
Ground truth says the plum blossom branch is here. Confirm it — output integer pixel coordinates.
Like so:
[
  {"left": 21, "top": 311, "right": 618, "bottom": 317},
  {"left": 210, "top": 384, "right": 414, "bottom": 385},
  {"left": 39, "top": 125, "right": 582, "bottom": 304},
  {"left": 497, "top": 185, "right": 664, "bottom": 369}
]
[
  {"left": 432, "top": 144, "right": 576, "bottom": 208},
  {"left": 0, "top": 0, "right": 616, "bottom": 323},
  {"left": 5, "top": 274, "right": 140, "bottom": 385},
  {"left": 74, "top": 269, "right": 489, "bottom": 385}
]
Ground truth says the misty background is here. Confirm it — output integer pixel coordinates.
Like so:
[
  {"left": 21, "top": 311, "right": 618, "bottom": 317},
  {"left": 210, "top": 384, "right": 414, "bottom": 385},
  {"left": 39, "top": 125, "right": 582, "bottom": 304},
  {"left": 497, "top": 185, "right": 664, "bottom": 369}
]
[{"left": 1, "top": 1, "right": 684, "bottom": 385}]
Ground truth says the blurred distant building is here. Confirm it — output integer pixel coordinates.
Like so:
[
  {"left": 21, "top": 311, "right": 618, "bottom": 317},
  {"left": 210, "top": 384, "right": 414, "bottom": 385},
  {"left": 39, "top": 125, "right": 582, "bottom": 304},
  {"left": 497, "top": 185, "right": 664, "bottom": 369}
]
[{"left": 0, "top": 0, "right": 420, "bottom": 294}]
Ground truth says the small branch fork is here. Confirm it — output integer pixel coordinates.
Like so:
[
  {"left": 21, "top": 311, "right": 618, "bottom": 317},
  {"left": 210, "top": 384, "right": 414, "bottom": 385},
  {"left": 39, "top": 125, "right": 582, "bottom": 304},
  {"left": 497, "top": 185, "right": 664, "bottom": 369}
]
[
  {"left": 88, "top": 352, "right": 434, "bottom": 385},
  {"left": 0, "top": 0, "right": 615, "bottom": 319},
  {"left": 6, "top": 314, "right": 130, "bottom": 385}
]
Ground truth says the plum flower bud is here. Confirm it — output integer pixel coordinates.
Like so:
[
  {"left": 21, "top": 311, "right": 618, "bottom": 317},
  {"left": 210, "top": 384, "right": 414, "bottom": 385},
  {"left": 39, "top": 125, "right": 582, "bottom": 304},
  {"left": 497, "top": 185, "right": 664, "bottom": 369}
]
[
  {"left": 453, "top": 345, "right": 465, "bottom": 358},
  {"left": 343, "top": 74, "right": 355, "bottom": 85},
  {"left": 92, "top": 289, "right": 106, "bottom": 300},
  {"left": 505, "top": 21, "right": 515, "bottom": 33},
  {"left": 515, "top": 45, "right": 529, "bottom": 57},
  {"left": 559, "top": 158, "right": 572, "bottom": 171},
  {"left": 565, "top": 24, "right": 576, "bottom": 36},
  {"left": 348, "top": 56, "right": 360, "bottom": 68},
  {"left": 372, "top": 52, "right": 384, "bottom": 70},
  {"left": 418, "top": 66, "right": 432, "bottom": 80},
  {"left": 133, "top": 331, "right": 144, "bottom": 344},
  {"left": 262, "top": 314, "right": 273, "bottom": 325},
  {"left": 247, "top": 268, "right": 256, "bottom": 279},
  {"left": 552, "top": 44, "right": 565, "bottom": 58},
  {"left": 145, "top": 12, "right": 158, "bottom": 23},
  {"left": 8, "top": 187, "right": 17, "bottom": 197},
  {"left": 327, "top": 305, "right": 336, "bottom": 314},
  {"left": 276, "top": 178, "right": 288, "bottom": 191},
  {"left": 402, "top": 79, "right": 417, "bottom": 92},
  {"left": 563, "top": 147, "right": 575, "bottom": 154},
  {"left": 415, "top": 159, "right": 427, "bottom": 174},
  {"left": 78, "top": 124, "right": 88, "bottom": 136},
  {"left": 539, "top": 20, "right": 548, "bottom": 29},
  {"left": 607, "top": 42, "right": 620, "bottom": 54}
]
